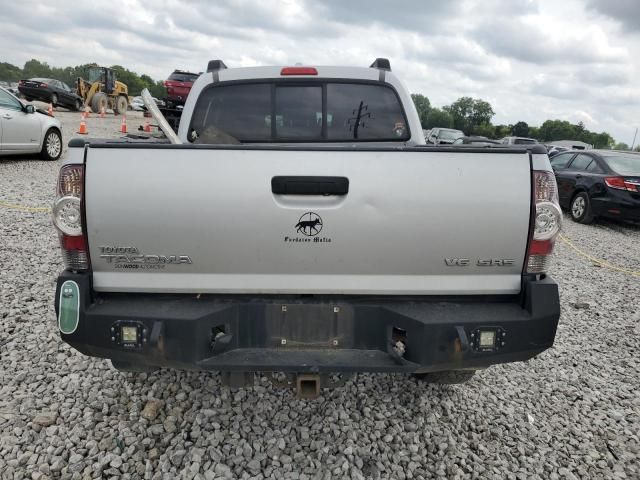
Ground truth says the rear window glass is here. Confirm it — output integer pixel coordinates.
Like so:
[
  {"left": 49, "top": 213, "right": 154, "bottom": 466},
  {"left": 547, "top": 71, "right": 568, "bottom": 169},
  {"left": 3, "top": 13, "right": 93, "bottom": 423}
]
[
  {"left": 514, "top": 138, "right": 536, "bottom": 144},
  {"left": 275, "top": 86, "right": 322, "bottom": 139},
  {"left": 603, "top": 153, "right": 640, "bottom": 175},
  {"left": 326, "top": 84, "right": 408, "bottom": 140},
  {"left": 168, "top": 72, "right": 199, "bottom": 82},
  {"left": 189, "top": 81, "right": 409, "bottom": 143},
  {"left": 190, "top": 84, "right": 271, "bottom": 142}
]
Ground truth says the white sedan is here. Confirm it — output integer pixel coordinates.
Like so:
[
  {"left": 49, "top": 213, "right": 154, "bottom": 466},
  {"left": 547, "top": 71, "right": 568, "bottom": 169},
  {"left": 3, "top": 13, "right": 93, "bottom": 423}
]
[
  {"left": 130, "top": 96, "right": 145, "bottom": 111},
  {"left": 0, "top": 86, "right": 63, "bottom": 161}
]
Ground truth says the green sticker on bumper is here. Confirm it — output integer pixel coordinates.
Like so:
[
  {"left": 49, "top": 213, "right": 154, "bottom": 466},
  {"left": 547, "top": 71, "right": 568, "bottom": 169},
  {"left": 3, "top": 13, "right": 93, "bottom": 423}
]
[{"left": 58, "top": 280, "right": 80, "bottom": 334}]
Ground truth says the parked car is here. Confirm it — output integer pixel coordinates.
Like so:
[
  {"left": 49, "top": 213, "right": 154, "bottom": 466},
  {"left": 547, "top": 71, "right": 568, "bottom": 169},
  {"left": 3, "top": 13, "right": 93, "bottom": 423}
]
[
  {"left": 546, "top": 145, "right": 569, "bottom": 158},
  {"left": 129, "top": 97, "right": 165, "bottom": 112},
  {"left": 18, "top": 78, "right": 83, "bottom": 111},
  {"left": 426, "top": 127, "right": 464, "bottom": 144},
  {"left": 0, "top": 86, "right": 63, "bottom": 160},
  {"left": 452, "top": 136, "right": 501, "bottom": 146},
  {"left": 550, "top": 140, "right": 592, "bottom": 150},
  {"left": 551, "top": 150, "right": 640, "bottom": 224},
  {"left": 52, "top": 58, "right": 561, "bottom": 397},
  {"left": 130, "top": 95, "right": 165, "bottom": 111},
  {"left": 164, "top": 70, "right": 200, "bottom": 108},
  {"left": 500, "top": 136, "right": 538, "bottom": 145},
  {"left": 130, "top": 96, "right": 145, "bottom": 111}
]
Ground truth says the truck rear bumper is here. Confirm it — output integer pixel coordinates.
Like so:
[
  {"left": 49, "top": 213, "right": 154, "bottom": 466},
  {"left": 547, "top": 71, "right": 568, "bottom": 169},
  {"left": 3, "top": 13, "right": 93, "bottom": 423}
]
[{"left": 55, "top": 272, "right": 560, "bottom": 374}]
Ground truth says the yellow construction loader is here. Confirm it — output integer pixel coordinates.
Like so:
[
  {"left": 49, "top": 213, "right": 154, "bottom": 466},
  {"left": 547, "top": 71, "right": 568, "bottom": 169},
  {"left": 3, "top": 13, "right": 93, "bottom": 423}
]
[{"left": 76, "top": 66, "right": 129, "bottom": 114}]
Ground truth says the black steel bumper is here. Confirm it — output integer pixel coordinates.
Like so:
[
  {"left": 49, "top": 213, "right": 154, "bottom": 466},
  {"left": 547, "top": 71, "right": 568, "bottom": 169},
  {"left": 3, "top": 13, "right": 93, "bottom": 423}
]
[{"left": 55, "top": 272, "right": 560, "bottom": 374}]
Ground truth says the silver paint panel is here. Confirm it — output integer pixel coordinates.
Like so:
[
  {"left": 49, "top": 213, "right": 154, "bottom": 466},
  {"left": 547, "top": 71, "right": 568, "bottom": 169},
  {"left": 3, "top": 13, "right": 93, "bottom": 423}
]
[{"left": 85, "top": 148, "right": 531, "bottom": 294}]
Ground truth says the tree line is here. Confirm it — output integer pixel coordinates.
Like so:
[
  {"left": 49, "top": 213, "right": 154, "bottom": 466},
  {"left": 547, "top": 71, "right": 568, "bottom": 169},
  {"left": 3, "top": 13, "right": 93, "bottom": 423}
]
[
  {"left": 0, "top": 59, "right": 166, "bottom": 98},
  {"left": 411, "top": 93, "right": 625, "bottom": 149},
  {"left": 0, "top": 61, "right": 631, "bottom": 150}
]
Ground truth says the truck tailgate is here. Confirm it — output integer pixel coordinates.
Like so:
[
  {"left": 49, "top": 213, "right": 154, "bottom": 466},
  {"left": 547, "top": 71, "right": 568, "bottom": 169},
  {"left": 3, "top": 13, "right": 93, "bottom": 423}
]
[{"left": 84, "top": 146, "right": 531, "bottom": 295}]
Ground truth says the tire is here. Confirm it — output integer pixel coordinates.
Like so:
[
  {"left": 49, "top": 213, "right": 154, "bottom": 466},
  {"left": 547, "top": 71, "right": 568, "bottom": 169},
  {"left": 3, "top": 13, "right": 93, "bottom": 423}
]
[
  {"left": 570, "top": 192, "right": 594, "bottom": 224},
  {"left": 110, "top": 359, "right": 157, "bottom": 373},
  {"left": 51, "top": 93, "right": 58, "bottom": 106},
  {"left": 413, "top": 370, "right": 476, "bottom": 384},
  {"left": 91, "top": 92, "right": 108, "bottom": 114},
  {"left": 40, "top": 128, "right": 62, "bottom": 161},
  {"left": 114, "top": 95, "right": 128, "bottom": 115},
  {"left": 74, "top": 99, "right": 82, "bottom": 111}
]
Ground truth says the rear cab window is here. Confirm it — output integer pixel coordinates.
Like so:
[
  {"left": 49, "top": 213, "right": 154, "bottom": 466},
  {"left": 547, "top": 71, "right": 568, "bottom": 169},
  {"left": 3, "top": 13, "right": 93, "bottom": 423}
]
[{"left": 188, "top": 81, "right": 410, "bottom": 143}]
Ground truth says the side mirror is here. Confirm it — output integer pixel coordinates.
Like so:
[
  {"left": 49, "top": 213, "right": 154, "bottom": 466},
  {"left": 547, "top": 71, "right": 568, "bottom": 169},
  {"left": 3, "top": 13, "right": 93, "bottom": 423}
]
[{"left": 24, "top": 104, "right": 35, "bottom": 114}]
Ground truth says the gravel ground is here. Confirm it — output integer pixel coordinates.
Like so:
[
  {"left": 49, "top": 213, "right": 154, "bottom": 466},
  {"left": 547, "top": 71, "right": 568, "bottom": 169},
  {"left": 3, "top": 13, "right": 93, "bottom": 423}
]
[{"left": 0, "top": 130, "right": 639, "bottom": 479}]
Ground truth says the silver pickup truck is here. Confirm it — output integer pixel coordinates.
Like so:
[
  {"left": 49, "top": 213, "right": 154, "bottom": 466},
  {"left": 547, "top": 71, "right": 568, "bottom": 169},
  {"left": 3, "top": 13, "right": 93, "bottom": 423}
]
[{"left": 53, "top": 58, "right": 561, "bottom": 396}]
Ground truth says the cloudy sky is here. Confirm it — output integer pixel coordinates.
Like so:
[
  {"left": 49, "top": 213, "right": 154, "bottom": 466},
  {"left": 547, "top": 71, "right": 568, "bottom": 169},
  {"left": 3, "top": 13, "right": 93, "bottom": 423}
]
[{"left": 1, "top": 0, "right": 638, "bottom": 143}]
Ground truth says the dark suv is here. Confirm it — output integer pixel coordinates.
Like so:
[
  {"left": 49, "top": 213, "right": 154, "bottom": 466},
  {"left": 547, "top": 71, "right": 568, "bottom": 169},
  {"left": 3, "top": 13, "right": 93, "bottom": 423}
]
[{"left": 163, "top": 70, "right": 200, "bottom": 107}]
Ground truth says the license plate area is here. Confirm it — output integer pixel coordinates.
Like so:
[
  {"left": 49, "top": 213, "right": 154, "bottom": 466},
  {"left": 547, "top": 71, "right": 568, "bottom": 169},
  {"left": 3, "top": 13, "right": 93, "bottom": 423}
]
[{"left": 266, "top": 304, "right": 354, "bottom": 349}]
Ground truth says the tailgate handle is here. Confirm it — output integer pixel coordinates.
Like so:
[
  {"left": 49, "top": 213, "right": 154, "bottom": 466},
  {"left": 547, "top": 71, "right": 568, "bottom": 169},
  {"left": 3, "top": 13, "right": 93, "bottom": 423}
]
[{"left": 271, "top": 176, "right": 349, "bottom": 196}]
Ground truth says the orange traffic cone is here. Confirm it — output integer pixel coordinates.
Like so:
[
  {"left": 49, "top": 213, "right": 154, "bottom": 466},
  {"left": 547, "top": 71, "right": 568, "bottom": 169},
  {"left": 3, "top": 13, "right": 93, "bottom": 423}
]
[
  {"left": 120, "top": 115, "right": 127, "bottom": 134},
  {"left": 143, "top": 120, "right": 151, "bottom": 133},
  {"left": 77, "top": 118, "right": 88, "bottom": 135},
  {"left": 47, "top": 103, "right": 54, "bottom": 116},
  {"left": 100, "top": 105, "right": 105, "bottom": 118}
]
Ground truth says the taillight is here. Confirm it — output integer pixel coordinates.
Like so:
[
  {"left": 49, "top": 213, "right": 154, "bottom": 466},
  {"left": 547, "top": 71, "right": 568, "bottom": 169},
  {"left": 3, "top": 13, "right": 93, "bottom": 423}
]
[
  {"left": 52, "top": 165, "right": 89, "bottom": 271},
  {"left": 605, "top": 177, "right": 638, "bottom": 192},
  {"left": 280, "top": 67, "right": 318, "bottom": 76},
  {"left": 527, "top": 170, "right": 562, "bottom": 274}
]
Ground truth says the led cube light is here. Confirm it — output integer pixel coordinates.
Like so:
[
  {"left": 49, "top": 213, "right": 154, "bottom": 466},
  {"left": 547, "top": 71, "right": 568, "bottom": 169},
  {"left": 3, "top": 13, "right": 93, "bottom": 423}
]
[
  {"left": 121, "top": 326, "right": 138, "bottom": 343},
  {"left": 479, "top": 330, "right": 497, "bottom": 349}
]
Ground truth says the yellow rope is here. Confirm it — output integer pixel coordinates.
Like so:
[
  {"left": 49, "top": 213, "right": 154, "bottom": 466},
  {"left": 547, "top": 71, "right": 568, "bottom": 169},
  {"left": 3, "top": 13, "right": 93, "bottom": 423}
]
[
  {"left": 0, "top": 201, "right": 50, "bottom": 213},
  {"left": 558, "top": 233, "right": 640, "bottom": 277}
]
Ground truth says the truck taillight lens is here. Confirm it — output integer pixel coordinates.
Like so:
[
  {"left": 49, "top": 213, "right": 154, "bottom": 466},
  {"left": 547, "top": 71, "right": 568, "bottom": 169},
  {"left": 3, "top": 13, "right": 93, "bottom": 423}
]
[
  {"left": 52, "top": 196, "right": 82, "bottom": 235},
  {"left": 53, "top": 165, "right": 88, "bottom": 271},
  {"left": 527, "top": 170, "right": 562, "bottom": 274}
]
